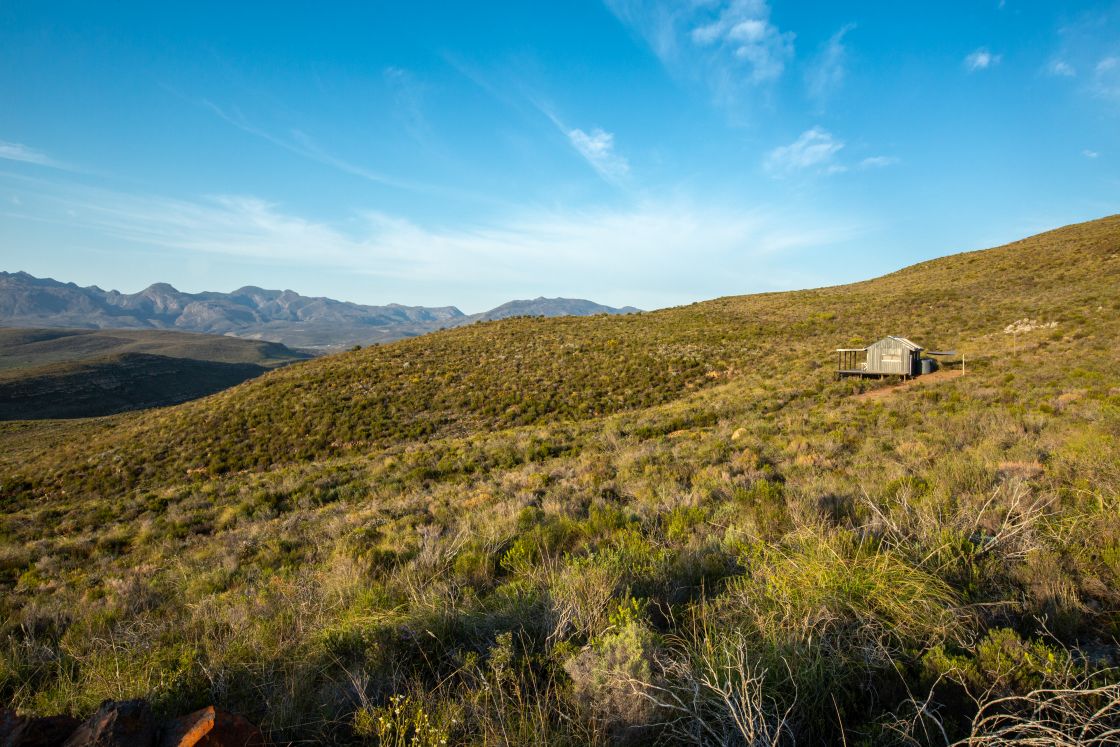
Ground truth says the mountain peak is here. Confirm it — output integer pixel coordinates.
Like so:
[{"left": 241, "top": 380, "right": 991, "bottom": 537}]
[
  {"left": 143, "top": 282, "right": 180, "bottom": 294},
  {"left": 0, "top": 271, "right": 639, "bottom": 350}
]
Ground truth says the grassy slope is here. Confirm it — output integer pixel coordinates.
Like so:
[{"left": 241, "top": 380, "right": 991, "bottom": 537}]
[
  {"left": 0, "top": 327, "right": 309, "bottom": 370},
  {"left": 9, "top": 216, "right": 1118, "bottom": 491},
  {"left": 1, "top": 217, "right": 1119, "bottom": 743},
  {"left": 0, "top": 353, "right": 287, "bottom": 420},
  {"left": 0, "top": 328, "right": 311, "bottom": 420}
]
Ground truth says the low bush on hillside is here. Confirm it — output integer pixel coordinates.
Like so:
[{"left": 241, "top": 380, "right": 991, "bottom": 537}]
[{"left": 1, "top": 217, "right": 1119, "bottom": 743}]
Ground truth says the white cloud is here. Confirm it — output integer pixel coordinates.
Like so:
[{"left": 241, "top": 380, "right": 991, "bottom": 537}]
[
  {"left": 964, "top": 48, "right": 1001, "bottom": 72},
  {"left": 532, "top": 100, "right": 630, "bottom": 185},
  {"left": 1047, "top": 59, "right": 1076, "bottom": 77},
  {"left": 1094, "top": 55, "right": 1120, "bottom": 101},
  {"left": 1083, "top": 149, "right": 1100, "bottom": 158},
  {"left": 806, "top": 24, "right": 855, "bottom": 105},
  {"left": 765, "top": 127, "right": 844, "bottom": 174},
  {"left": 5, "top": 174, "right": 865, "bottom": 310},
  {"left": 1046, "top": 12, "right": 1120, "bottom": 105},
  {"left": 604, "top": 0, "right": 793, "bottom": 110},
  {"left": 763, "top": 131, "right": 896, "bottom": 177},
  {"left": 566, "top": 127, "right": 630, "bottom": 181},
  {"left": 858, "top": 155, "right": 899, "bottom": 169},
  {"left": 690, "top": 1, "right": 795, "bottom": 84},
  {"left": 0, "top": 140, "right": 65, "bottom": 169}
]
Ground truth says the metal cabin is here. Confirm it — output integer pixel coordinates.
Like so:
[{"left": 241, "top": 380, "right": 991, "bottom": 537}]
[{"left": 836, "top": 336, "right": 924, "bottom": 379}]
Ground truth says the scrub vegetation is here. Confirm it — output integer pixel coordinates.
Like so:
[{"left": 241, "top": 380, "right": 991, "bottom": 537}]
[
  {"left": 0, "top": 327, "right": 310, "bottom": 420},
  {"left": 1, "top": 216, "right": 1119, "bottom": 744}
]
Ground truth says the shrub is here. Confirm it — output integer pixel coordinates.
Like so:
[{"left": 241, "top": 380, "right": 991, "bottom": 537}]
[
  {"left": 713, "top": 530, "right": 962, "bottom": 733},
  {"left": 563, "top": 598, "right": 660, "bottom": 735},
  {"left": 353, "top": 693, "right": 451, "bottom": 746},
  {"left": 922, "top": 628, "right": 1077, "bottom": 700},
  {"left": 547, "top": 555, "right": 622, "bottom": 642}
]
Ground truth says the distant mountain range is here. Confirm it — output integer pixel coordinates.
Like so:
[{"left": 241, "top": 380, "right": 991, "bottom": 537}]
[{"left": 0, "top": 271, "right": 640, "bottom": 350}]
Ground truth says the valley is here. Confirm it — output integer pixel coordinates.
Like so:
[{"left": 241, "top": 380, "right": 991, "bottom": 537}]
[
  {"left": 0, "top": 328, "right": 311, "bottom": 420},
  {"left": 1, "top": 217, "right": 1118, "bottom": 743}
]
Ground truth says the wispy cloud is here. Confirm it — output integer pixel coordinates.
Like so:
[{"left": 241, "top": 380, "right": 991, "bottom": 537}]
[
  {"left": 531, "top": 100, "right": 631, "bottom": 185},
  {"left": 806, "top": 24, "right": 855, "bottom": 106},
  {"left": 201, "top": 100, "right": 422, "bottom": 191},
  {"left": 765, "top": 127, "right": 844, "bottom": 174},
  {"left": 1047, "top": 58, "right": 1076, "bottom": 77},
  {"left": 446, "top": 56, "right": 633, "bottom": 187},
  {"left": 565, "top": 127, "right": 630, "bottom": 181},
  {"left": 3, "top": 173, "right": 865, "bottom": 309},
  {"left": 689, "top": 0, "right": 794, "bottom": 83},
  {"left": 1094, "top": 55, "right": 1120, "bottom": 101},
  {"left": 763, "top": 130, "right": 898, "bottom": 177},
  {"left": 604, "top": 0, "right": 794, "bottom": 110},
  {"left": 0, "top": 140, "right": 67, "bottom": 169},
  {"left": 384, "top": 66, "right": 432, "bottom": 143},
  {"left": 1083, "top": 149, "right": 1100, "bottom": 158},
  {"left": 199, "top": 98, "right": 515, "bottom": 207},
  {"left": 858, "top": 155, "right": 899, "bottom": 169},
  {"left": 964, "top": 48, "right": 1001, "bottom": 72},
  {"left": 1046, "top": 9, "right": 1120, "bottom": 106}
]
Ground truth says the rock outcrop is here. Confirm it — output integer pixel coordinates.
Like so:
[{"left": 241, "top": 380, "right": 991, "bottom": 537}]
[
  {"left": 63, "top": 700, "right": 156, "bottom": 747},
  {"left": 0, "top": 702, "right": 265, "bottom": 747},
  {"left": 1, "top": 709, "right": 83, "bottom": 746},
  {"left": 158, "top": 707, "right": 264, "bottom": 747}
]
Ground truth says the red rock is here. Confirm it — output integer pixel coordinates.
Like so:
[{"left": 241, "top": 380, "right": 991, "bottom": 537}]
[
  {"left": 63, "top": 700, "right": 155, "bottom": 747},
  {"left": 0, "top": 708, "right": 82, "bottom": 747},
  {"left": 158, "top": 707, "right": 263, "bottom": 747}
]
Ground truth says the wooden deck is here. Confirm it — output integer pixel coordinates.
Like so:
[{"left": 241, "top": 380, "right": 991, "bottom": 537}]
[{"left": 836, "top": 369, "right": 909, "bottom": 380}]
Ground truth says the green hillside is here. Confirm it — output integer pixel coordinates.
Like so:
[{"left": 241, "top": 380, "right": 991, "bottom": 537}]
[
  {"left": 0, "top": 327, "right": 311, "bottom": 420},
  {"left": 1, "top": 217, "right": 1119, "bottom": 744},
  {"left": 0, "top": 327, "right": 309, "bottom": 370}
]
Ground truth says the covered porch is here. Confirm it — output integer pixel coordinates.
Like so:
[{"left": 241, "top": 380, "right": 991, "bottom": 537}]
[{"left": 835, "top": 347, "right": 870, "bottom": 379}]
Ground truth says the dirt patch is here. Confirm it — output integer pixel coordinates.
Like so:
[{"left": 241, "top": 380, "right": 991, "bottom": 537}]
[
  {"left": 997, "top": 461, "right": 1045, "bottom": 480},
  {"left": 854, "top": 368, "right": 964, "bottom": 401}
]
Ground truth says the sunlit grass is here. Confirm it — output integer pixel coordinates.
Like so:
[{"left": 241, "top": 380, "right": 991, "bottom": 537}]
[{"left": 0, "top": 216, "right": 1118, "bottom": 743}]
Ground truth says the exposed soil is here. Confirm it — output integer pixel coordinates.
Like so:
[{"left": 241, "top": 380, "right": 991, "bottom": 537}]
[{"left": 854, "top": 368, "right": 964, "bottom": 401}]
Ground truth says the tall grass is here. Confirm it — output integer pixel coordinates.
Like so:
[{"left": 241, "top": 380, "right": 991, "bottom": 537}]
[{"left": 1, "top": 216, "right": 1119, "bottom": 742}]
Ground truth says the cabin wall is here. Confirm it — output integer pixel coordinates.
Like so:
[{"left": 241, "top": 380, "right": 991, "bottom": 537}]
[
  {"left": 866, "top": 342, "right": 907, "bottom": 374},
  {"left": 838, "top": 338, "right": 922, "bottom": 377}
]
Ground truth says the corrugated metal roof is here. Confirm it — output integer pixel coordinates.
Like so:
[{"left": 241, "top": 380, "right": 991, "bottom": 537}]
[
  {"left": 838, "top": 337, "right": 924, "bottom": 353},
  {"left": 886, "top": 336, "right": 923, "bottom": 350}
]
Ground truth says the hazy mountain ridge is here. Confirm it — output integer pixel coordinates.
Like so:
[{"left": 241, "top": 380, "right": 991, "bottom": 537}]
[
  {"left": 0, "top": 272, "right": 639, "bottom": 350},
  {"left": 467, "top": 297, "right": 641, "bottom": 322}
]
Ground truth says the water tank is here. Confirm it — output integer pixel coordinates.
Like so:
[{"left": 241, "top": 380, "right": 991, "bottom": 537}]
[{"left": 920, "top": 358, "right": 936, "bottom": 375}]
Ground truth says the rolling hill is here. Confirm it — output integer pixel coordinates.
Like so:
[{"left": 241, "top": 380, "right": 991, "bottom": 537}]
[
  {"left": 0, "top": 272, "right": 639, "bottom": 350},
  {"left": 0, "top": 327, "right": 311, "bottom": 419},
  {"left": 1, "top": 217, "right": 1118, "bottom": 744},
  {"left": 468, "top": 297, "right": 641, "bottom": 322}
]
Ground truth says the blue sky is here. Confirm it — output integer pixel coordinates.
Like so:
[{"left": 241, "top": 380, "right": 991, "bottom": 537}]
[{"left": 1, "top": 1, "right": 1118, "bottom": 312}]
